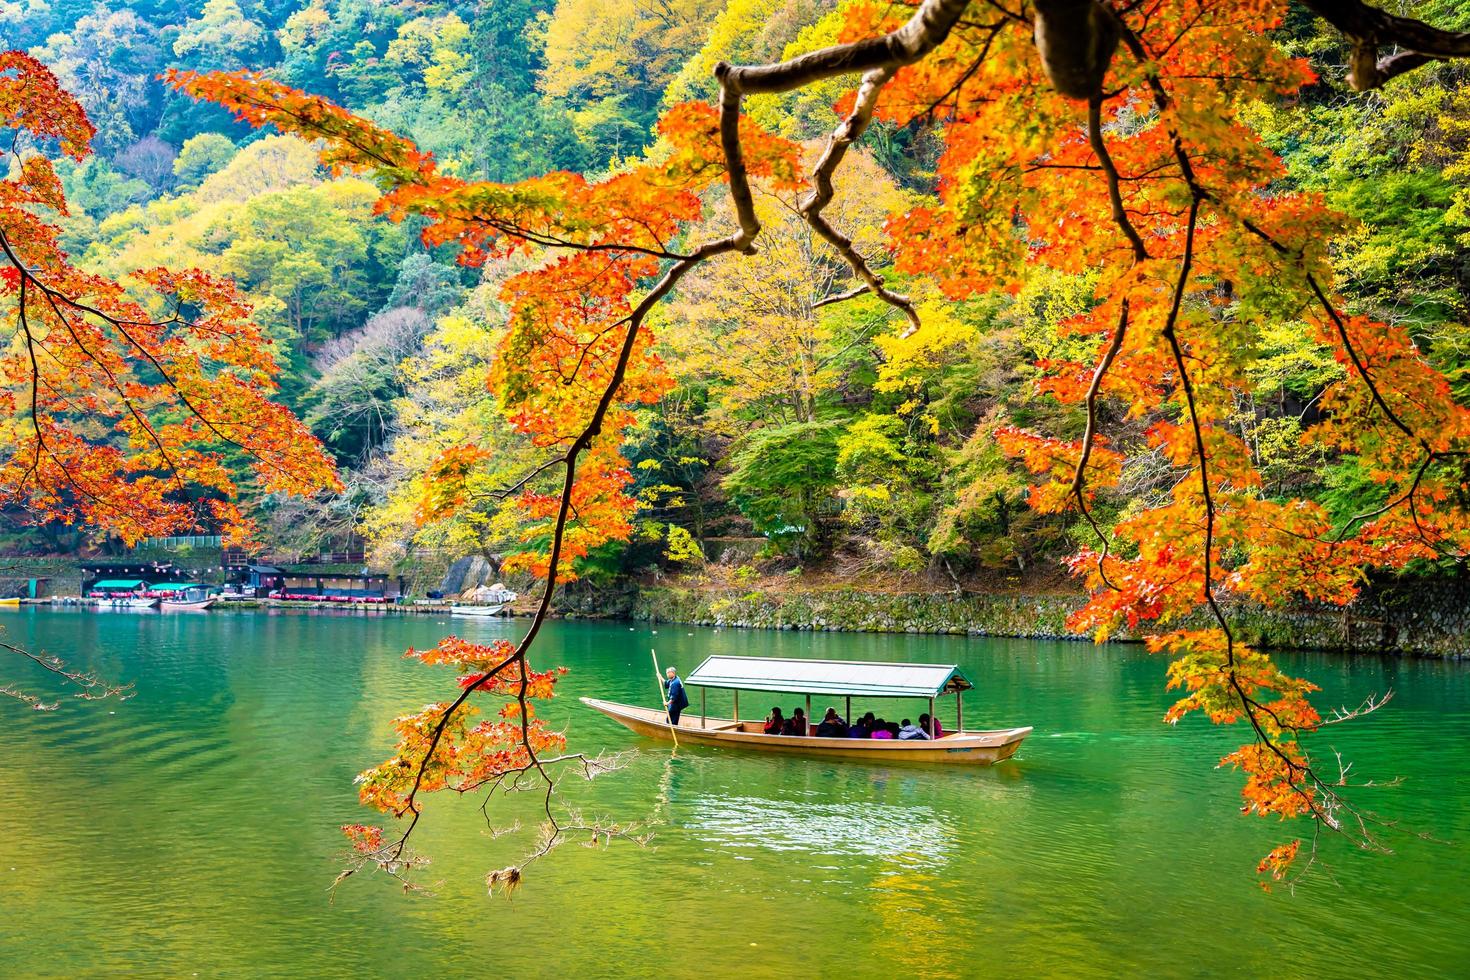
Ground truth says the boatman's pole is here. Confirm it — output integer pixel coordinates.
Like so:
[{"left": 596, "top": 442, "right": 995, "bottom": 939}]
[{"left": 651, "top": 648, "right": 679, "bottom": 748}]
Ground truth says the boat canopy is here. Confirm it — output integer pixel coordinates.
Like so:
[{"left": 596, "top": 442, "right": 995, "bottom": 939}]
[
  {"left": 685, "top": 655, "right": 973, "bottom": 698},
  {"left": 91, "top": 579, "right": 148, "bottom": 590},
  {"left": 151, "top": 583, "right": 205, "bottom": 592}
]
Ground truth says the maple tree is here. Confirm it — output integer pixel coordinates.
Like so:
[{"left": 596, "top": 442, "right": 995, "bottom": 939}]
[
  {"left": 0, "top": 51, "right": 339, "bottom": 703},
  {"left": 165, "top": 0, "right": 1470, "bottom": 890}
]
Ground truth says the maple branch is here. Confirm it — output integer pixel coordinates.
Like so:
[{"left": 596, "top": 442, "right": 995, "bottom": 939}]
[
  {"left": 717, "top": 0, "right": 974, "bottom": 97},
  {"left": 1296, "top": 0, "right": 1470, "bottom": 90},
  {"left": 798, "top": 65, "right": 922, "bottom": 332},
  {"left": 714, "top": 0, "right": 976, "bottom": 252},
  {"left": 1086, "top": 94, "right": 1149, "bottom": 262},
  {"left": 1063, "top": 88, "right": 1157, "bottom": 589},
  {"left": 1332, "top": 453, "right": 1433, "bottom": 545},
  {"left": 380, "top": 240, "right": 737, "bottom": 871},
  {"left": 1106, "top": 18, "right": 1363, "bottom": 839},
  {"left": 1157, "top": 199, "right": 1327, "bottom": 822},
  {"left": 812, "top": 285, "right": 870, "bottom": 309},
  {"left": 5, "top": 266, "right": 142, "bottom": 524},
  {"left": 0, "top": 227, "right": 320, "bottom": 491},
  {"left": 1069, "top": 297, "right": 1128, "bottom": 591},
  {"left": 1303, "top": 275, "right": 1468, "bottom": 555},
  {"left": 473, "top": 456, "right": 567, "bottom": 503},
  {"left": 1, "top": 638, "right": 133, "bottom": 710}
]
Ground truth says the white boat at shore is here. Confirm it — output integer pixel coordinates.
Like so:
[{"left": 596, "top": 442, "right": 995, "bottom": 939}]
[
  {"left": 449, "top": 603, "right": 507, "bottom": 617},
  {"left": 449, "top": 583, "right": 517, "bottom": 617},
  {"left": 155, "top": 584, "right": 216, "bottom": 610},
  {"left": 99, "top": 596, "right": 159, "bottom": 609},
  {"left": 160, "top": 597, "right": 215, "bottom": 610}
]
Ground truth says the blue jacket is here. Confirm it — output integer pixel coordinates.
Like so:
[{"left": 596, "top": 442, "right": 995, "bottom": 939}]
[{"left": 665, "top": 676, "right": 689, "bottom": 711}]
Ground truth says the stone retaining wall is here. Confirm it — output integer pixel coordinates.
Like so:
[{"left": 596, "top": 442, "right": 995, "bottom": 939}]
[{"left": 630, "top": 580, "right": 1470, "bottom": 658}]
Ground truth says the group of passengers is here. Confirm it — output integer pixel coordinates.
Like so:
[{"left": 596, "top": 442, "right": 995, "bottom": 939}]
[{"left": 763, "top": 706, "right": 943, "bottom": 740}]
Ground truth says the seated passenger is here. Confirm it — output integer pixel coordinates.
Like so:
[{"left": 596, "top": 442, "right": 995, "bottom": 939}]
[
  {"left": 783, "top": 707, "right": 808, "bottom": 736},
  {"left": 763, "top": 707, "right": 785, "bottom": 735},
  {"left": 848, "top": 715, "right": 871, "bottom": 739},
  {"left": 919, "top": 713, "right": 944, "bottom": 739},
  {"left": 815, "top": 707, "right": 847, "bottom": 737},
  {"left": 898, "top": 718, "right": 930, "bottom": 740},
  {"left": 869, "top": 717, "right": 894, "bottom": 740}
]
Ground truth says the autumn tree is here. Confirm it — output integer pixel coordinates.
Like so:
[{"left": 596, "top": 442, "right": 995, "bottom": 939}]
[
  {"left": 0, "top": 52, "right": 338, "bottom": 703},
  {"left": 170, "top": 0, "right": 1470, "bottom": 889}
]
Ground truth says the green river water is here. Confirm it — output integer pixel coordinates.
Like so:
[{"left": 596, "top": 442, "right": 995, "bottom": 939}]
[{"left": 0, "top": 607, "right": 1467, "bottom": 978}]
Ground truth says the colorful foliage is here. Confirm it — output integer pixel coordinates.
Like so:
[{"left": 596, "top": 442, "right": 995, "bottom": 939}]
[{"left": 0, "top": 52, "right": 337, "bottom": 546}]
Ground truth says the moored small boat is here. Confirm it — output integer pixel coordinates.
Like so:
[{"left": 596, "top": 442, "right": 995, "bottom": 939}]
[
  {"left": 0, "top": 597, "right": 20, "bottom": 608},
  {"left": 581, "top": 655, "right": 1031, "bottom": 766},
  {"left": 449, "top": 603, "right": 507, "bottom": 616},
  {"left": 156, "top": 584, "right": 216, "bottom": 610},
  {"left": 99, "top": 596, "right": 159, "bottom": 609},
  {"left": 160, "top": 597, "right": 215, "bottom": 610},
  {"left": 87, "top": 579, "right": 157, "bottom": 609}
]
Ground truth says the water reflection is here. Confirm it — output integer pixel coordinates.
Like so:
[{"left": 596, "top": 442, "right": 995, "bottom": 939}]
[{"left": 682, "top": 793, "right": 955, "bottom": 869}]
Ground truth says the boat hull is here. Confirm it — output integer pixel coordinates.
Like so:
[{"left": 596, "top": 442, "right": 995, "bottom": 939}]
[{"left": 580, "top": 697, "right": 1030, "bottom": 765}]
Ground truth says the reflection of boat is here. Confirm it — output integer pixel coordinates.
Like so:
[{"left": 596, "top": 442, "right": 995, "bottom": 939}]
[
  {"left": 449, "top": 603, "right": 506, "bottom": 617},
  {"left": 685, "top": 794, "right": 954, "bottom": 866},
  {"left": 581, "top": 655, "right": 1031, "bottom": 766}
]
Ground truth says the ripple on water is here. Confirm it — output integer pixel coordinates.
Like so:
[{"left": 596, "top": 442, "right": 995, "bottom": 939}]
[
  {"left": 685, "top": 795, "right": 955, "bottom": 869},
  {"left": 1, "top": 612, "right": 1468, "bottom": 977}
]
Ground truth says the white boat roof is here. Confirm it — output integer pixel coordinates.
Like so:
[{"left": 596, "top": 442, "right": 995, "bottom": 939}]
[{"left": 685, "top": 655, "right": 972, "bottom": 698}]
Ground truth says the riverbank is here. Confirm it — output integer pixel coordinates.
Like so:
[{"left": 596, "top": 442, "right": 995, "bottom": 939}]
[
  {"left": 9, "top": 551, "right": 1469, "bottom": 657},
  {"left": 626, "top": 577, "right": 1470, "bottom": 658}
]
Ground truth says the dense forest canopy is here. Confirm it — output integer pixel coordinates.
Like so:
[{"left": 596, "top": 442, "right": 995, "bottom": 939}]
[
  {"left": 6, "top": 0, "right": 1470, "bottom": 885},
  {"left": 3, "top": 0, "right": 1465, "bottom": 574}
]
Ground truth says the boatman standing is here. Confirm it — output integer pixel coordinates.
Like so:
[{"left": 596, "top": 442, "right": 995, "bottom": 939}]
[{"left": 664, "top": 666, "right": 689, "bottom": 725}]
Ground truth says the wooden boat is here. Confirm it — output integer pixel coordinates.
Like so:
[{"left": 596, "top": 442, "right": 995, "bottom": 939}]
[
  {"left": 160, "top": 596, "right": 215, "bottom": 610},
  {"left": 581, "top": 698, "right": 1030, "bottom": 764},
  {"left": 450, "top": 603, "right": 507, "bottom": 617},
  {"left": 157, "top": 585, "right": 215, "bottom": 610},
  {"left": 581, "top": 655, "right": 1031, "bottom": 766}
]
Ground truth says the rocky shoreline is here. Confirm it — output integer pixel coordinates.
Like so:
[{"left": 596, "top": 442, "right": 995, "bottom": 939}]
[{"left": 619, "top": 581, "right": 1470, "bottom": 658}]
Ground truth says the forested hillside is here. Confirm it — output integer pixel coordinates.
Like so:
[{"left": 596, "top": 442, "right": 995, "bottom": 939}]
[
  {"left": 11, "top": 0, "right": 1470, "bottom": 888},
  {"left": 9, "top": 0, "right": 1470, "bottom": 595}
]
